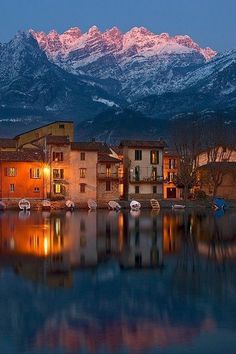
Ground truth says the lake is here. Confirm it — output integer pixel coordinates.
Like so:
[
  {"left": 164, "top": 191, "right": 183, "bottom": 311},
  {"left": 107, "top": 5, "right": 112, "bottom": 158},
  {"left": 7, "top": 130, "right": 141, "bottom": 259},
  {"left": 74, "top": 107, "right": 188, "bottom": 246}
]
[{"left": 0, "top": 209, "right": 236, "bottom": 354}]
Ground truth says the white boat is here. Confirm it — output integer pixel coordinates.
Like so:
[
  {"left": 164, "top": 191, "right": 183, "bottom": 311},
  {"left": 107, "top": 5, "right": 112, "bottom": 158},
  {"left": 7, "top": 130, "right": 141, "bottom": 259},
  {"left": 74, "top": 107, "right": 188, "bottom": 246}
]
[
  {"left": 0, "top": 201, "right": 6, "bottom": 211},
  {"left": 172, "top": 204, "right": 186, "bottom": 209},
  {"left": 108, "top": 201, "right": 121, "bottom": 211},
  {"left": 66, "top": 200, "right": 75, "bottom": 210},
  {"left": 88, "top": 199, "right": 97, "bottom": 210},
  {"left": 150, "top": 199, "right": 160, "bottom": 210},
  {"left": 42, "top": 199, "right": 51, "bottom": 210},
  {"left": 130, "top": 200, "right": 141, "bottom": 211},
  {"left": 19, "top": 199, "right": 31, "bottom": 211}
]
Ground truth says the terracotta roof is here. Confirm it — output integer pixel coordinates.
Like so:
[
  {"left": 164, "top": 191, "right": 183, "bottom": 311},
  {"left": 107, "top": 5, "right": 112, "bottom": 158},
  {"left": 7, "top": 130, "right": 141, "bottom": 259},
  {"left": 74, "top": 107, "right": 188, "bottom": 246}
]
[
  {"left": 98, "top": 153, "right": 121, "bottom": 163},
  {"left": 111, "top": 146, "right": 123, "bottom": 155},
  {"left": 71, "top": 141, "right": 110, "bottom": 152},
  {"left": 120, "top": 140, "right": 166, "bottom": 149},
  {"left": 198, "top": 162, "right": 236, "bottom": 171},
  {"left": 0, "top": 138, "right": 17, "bottom": 149},
  {"left": 0, "top": 149, "right": 44, "bottom": 162},
  {"left": 46, "top": 135, "right": 70, "bottom": 145}
]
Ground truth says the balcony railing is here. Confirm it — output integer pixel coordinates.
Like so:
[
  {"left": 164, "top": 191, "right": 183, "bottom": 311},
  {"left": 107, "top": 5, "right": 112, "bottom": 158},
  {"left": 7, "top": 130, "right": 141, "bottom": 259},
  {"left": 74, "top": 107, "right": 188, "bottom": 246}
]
[
  {"left": 129, "top": 175, "right": 164, "bottom": 183},
  {"left": 97, "top": 172, "right": 124, "bottom": 180}
]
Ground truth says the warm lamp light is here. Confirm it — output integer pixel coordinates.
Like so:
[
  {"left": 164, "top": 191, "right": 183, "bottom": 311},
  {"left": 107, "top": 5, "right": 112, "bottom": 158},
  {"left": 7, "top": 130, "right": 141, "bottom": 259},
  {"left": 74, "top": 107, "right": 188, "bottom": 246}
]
[{"left": 43, "top": 165, "right": 50, "bottom": 175}]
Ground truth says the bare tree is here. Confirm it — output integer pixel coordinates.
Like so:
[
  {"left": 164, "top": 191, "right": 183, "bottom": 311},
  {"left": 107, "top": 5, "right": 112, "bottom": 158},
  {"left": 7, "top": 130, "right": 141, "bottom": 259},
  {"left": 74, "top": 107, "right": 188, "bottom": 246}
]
[{"left": 171, "top": 116, "right": 203, "bottom": 200}]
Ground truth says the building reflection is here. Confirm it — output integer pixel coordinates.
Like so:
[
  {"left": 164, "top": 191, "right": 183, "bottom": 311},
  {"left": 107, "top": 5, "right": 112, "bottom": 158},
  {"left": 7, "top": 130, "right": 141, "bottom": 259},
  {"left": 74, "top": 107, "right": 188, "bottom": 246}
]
[{"left": 0, "top": 209, "right": 235, "bottom": 287}]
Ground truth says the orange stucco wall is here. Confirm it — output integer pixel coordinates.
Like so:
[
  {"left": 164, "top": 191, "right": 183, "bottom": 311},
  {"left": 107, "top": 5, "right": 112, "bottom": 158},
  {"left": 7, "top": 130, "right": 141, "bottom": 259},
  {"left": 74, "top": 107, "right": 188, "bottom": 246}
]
[{"left": 0, "top": 161, "right": 44, "bottom": 199}]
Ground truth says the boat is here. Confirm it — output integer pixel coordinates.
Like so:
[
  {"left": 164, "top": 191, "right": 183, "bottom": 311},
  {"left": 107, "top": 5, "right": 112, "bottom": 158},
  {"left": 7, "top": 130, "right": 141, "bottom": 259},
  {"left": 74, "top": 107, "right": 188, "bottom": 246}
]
[
  {"left": 171, "top": 203, "right": 186, "bottom": 210},
  {"left": 212, "top": 197, "right": 227, "bottom": 210},
  {"left": 108, "top": 201, "right": 121, "bottom": 211},
  {"left": 130, "top": 200, "right": 141, "bottom": 211},
  {"left": 0, "top": 201, "right": 6, "bottom": 211},
  {"left": 88, "top": 199, "right": 97, "bottom": 210},
  {"left": 42, "top": 199, "right": 51, "bottom": 211},
  {"left": 150, "top": 199, "right": 160, "bottom": 210},
  {"left": 65, "top": 200, "right": 75, "bottom": 211},
  {"left": 18, "top": 199, "right": 31, "bottom": 211}
]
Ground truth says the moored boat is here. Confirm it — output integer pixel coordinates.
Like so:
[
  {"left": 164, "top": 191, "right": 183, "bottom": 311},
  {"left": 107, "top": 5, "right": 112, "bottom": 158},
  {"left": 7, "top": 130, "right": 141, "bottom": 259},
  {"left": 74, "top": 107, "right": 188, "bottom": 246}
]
[
  {"left": 130, "top": 200, "right": 141, "bottom": 211},
  {"left": 88, "top": 199, "right": 97, "bottom": 210},
  {"left": 42, "top": 199, "right": 51, "bottom": 211},
  {"left": 150, "top": 199, "right": 160, "bottom": 210},
  {"left": 172, "top": 203, "right": 186, "bottom": 209},
  {"left": 0, "top": 201, "right": 6, "bottom": 211},
  {"left": 19, "top": 199, "right": 31, "bottom": 211},
  {"left": 66, "top": 200, "right": 75, "bottom": 211},
  {"left": 108, "top": 201, "right": 121, "bottom": 211}
]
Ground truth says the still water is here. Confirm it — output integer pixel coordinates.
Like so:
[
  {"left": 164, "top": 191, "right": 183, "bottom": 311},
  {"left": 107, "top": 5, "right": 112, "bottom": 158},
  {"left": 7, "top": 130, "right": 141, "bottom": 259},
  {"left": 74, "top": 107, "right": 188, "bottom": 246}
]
[{"left": 0, "top": 209, "right": 236, "bottom": 354}]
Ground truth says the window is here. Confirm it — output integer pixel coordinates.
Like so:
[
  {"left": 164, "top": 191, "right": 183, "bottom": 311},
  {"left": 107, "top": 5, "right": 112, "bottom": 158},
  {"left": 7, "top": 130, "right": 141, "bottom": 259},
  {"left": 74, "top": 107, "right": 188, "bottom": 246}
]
[
  {"left": 153, "top": 186, "right": 157, "bottom": 194},
  {"left": 168, "top": 172, "right": 175, "bottom": 182},
  {"left": 150, "top": 150, "right": 159, "bottom": 164},
  {"left": 80, "top": 152, "right": 85, "bottom": 161},
  {"left": 53, "top": 169, "right": 64, "bottom": 179},
  {"left": 106, "top": 181, "right": 111, "bottom": 191},
  {"left": 152, "top": 167, "right": 157, "bottom": 181},
  {"left": 9, "top": 184, "right": 15, "bottom": 192},
  {"left": 53, "top": 152, "right": 63, "bottom": 162},
  {"left": 135, "top": 185, "right": 140, "bottom": 194},
  {"left": 80, "top": 183, "right": 86, "bottom": 193},
  {"left": 59, "top": 124, "right": 65, "bottom": 129},
  {"left": 34, "top": 187, "right": 40, "bottom": 193},
  {"left": 106, "top": 164, "right": 111, "bottom": 177},
  {"left": 80, "top": 168, "right": 87, "bottom": 178},
  {"left": 135, "top": 150, "right": 142, "bottom": 161},
  {"left": 169, "top": 159, "right": 176, "bottom": 169},
  {"left": 54, "top": 183, "right": 61, "bottom": 194},
  {"left": 30, "top": 168, "right": 40, "bottom": 179},
  {"left": 6, "top": 167, "right": 17, "bottom": 177}
]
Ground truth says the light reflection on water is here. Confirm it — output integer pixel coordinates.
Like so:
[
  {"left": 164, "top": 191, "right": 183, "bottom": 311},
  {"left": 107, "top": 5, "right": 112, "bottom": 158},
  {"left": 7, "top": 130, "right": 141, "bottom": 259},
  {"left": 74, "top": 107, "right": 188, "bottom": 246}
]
[{"left": 0, "top": 209, "right": 236, "bottom": 354}]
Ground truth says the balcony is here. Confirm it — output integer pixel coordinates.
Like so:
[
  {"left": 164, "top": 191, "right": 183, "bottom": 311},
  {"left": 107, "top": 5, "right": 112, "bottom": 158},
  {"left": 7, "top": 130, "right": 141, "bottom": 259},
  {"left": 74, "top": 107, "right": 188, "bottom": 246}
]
[
  {"left": 97, "top": 172, "right": 124, "bottom": 180},
  {"left": 129, "top": 175, "right": 164, "bottom": 184}
]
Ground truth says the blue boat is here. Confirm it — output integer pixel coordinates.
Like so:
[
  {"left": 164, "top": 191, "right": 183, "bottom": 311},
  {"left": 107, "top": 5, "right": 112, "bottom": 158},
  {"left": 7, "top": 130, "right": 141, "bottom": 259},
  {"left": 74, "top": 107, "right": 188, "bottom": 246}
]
[{"left": 213, "top": 197, "right": 227, "bottom": 210}]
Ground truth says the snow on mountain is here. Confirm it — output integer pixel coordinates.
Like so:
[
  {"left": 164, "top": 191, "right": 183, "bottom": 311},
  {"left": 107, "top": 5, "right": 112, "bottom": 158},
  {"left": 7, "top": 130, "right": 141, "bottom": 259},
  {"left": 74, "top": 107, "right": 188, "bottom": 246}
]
[{"left": 31, "top": 26, "right": 217, "bottom": 99}]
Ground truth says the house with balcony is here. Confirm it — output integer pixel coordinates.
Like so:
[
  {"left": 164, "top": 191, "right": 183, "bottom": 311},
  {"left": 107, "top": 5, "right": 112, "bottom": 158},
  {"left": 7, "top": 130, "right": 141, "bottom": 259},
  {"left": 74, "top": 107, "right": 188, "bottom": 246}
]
[{"left": 120, "top": 140, "right": 166, "bottom": 200}]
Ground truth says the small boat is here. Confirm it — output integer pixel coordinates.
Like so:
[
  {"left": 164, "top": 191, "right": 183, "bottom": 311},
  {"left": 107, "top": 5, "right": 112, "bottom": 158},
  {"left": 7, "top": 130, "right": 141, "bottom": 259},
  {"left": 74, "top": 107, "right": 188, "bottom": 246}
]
[
  {"left": 0, "top": 201, "right": 6, "bottom": 211},
  {"left": 66, "top": 200, "right": 75, "bottom": 211},
  {"left": 108, "top": 201, "right": 121, "bottom": 211},
  {"left": 88, "top": 199, "right": 97, "bottom": 210},
  {"left": 42, "top": 199, "right": 51, "bottom": 211},
  {"left": 212, "top": 197, "right": 227, "bottom": 210},
  {"left": 172, "top": 203, "right": 186, "bottom": 210},
  {"left": 150, "top": 199, "right": 160, "bottom": 210},
  {"left": 130, "top": 200, "right": 141, "bottom": 211},
  {"left": 19, "top": 199, "right": 31, "bottom": 211}
]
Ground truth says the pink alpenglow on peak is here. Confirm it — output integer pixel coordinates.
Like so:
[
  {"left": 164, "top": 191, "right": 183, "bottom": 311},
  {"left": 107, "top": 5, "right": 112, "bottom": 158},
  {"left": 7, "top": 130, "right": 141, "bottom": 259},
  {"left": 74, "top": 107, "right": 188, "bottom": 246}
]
[{"left": 32, "top": 25, "right": 217, "bottom": 62}]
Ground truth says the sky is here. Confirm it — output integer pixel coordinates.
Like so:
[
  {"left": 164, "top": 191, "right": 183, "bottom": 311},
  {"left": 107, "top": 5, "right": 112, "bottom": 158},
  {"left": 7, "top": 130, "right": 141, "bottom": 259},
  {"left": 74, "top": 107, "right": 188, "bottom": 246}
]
[{"left": 0, "top": 0, "right": 235, "bottom": 51}]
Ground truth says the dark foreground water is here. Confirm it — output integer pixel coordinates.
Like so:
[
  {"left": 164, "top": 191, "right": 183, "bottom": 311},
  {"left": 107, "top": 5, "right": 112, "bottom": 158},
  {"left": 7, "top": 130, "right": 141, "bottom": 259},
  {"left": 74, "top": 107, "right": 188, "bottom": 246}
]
[{"left": 0, "top": 209, "right": 236, "bottom": 354}]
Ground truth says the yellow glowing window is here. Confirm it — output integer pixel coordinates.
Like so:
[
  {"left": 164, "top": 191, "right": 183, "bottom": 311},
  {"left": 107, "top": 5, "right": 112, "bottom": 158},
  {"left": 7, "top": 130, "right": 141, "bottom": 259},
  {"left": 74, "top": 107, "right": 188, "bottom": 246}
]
[
  {"left": 80, "top": 168, "right": 86, "bottom": 178},
  {"left": 30, "top": 168, "right": 41, "bottom": 179},
  {"left": 55, "top": 184, "right": 61, "bottom": 194},
  {"left": 150, "top": 150, "right": 159, "bottom": 164},
  {"left": 6, "top": 167, "right": 17, "bottom": 177}
]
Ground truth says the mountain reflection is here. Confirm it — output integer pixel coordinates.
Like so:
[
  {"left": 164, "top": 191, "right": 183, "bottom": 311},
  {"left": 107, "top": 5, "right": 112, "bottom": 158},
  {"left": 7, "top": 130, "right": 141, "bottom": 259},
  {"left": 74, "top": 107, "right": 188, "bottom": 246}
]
[{"left": 0, "top": 210, "right": 236, "bottom": 353}]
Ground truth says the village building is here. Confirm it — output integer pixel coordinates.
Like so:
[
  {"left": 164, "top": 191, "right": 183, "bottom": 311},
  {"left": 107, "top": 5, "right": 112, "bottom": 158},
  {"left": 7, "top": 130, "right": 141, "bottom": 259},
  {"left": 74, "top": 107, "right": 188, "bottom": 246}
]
[
  {"left": 14, "top": 121, "right": 74, "bottom": 148},
  {"left": 69, "top": 142, "right": 99, "bottom": 206},
  {"left": 0, "top": 138, "right": 17, "bottom": 152},
  {"left": 0, "top": 150, "right": 45, "bottom": 200},
  {"left": 163, "top": 150, "right": 181, "bottom": 199},
  {"left": 120, "top": 140, "right": 166, "bottom": 200}
]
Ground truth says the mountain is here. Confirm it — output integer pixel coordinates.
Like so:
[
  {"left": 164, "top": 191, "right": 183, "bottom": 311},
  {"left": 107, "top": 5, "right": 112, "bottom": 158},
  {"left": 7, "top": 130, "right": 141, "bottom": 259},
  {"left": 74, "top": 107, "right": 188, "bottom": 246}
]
[
  {"left": 129, "top": 50, "right": 236, "bottom": 118},
  {"left": 0, "top": 31, "right": 121, "bottom": 135},
  {"left": 31, "top": 26, "right": 216, "bottom": 100},
  {"left": 0, "top": 26, "right": 235, "bottom": 140}
]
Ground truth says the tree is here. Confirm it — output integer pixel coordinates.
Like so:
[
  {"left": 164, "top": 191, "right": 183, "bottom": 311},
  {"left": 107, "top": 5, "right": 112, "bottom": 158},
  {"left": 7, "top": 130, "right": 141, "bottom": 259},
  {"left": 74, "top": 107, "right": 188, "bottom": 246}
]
[{"left": 171, "top": 116, "right": 203, "bottom": 200}]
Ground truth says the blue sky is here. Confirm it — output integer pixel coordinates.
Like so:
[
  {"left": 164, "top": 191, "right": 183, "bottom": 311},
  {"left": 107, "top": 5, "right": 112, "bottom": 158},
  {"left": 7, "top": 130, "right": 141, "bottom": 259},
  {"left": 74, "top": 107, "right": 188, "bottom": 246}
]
[{"left": 0, "top": 0, "right": 235, "bottom": 51}]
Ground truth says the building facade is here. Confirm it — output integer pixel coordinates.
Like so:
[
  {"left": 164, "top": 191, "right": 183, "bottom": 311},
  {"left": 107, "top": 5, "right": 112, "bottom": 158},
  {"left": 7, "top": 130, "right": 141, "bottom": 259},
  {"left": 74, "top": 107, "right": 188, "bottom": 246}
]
[
  {"left": 163, "top": 151, "right": 181, "bottom": 199},
  {"left": 120, "top": 140, "right": 165, "bottom": 200}
]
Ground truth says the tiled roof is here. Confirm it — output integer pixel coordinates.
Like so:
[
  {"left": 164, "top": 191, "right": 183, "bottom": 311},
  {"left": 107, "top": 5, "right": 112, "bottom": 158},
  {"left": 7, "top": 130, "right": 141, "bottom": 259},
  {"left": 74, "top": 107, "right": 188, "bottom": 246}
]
[
  {"left": 71, "top": 141, "right": 110, "bottom": 152},
  {"left": 0, "top": 138, "right": 17, "bottom": 149},
  {"left": 0, "top": 149, "right": 44, "bottom": 162},
  {"left": 120, "top": 139, "right": 166, "bottom": 148},
  {"left": 111, "top": 146, "right": 123, "bottom": 155},
  {"left": 46, "top": 135, "right": 70, "bottom": 145},
  {"left": 98, "top": 153, "right": 121, "bottom": 163}
]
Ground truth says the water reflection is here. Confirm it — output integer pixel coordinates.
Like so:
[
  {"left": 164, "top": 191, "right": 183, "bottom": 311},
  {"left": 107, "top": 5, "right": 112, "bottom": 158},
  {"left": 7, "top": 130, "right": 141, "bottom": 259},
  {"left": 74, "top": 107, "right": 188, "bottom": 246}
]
[{"left": 0, "top": 209, "right": 235, "bottom": 354}]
